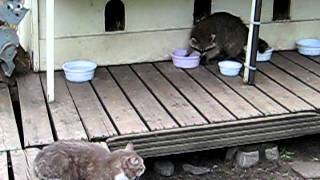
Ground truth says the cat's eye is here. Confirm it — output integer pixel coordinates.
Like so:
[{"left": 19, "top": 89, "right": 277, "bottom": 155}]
[
  {"left": 16, "top": 4, "right": 22, "bottom": 9},
  {"left": 7, "top": 3, "right": 14, "bottom": 10}
]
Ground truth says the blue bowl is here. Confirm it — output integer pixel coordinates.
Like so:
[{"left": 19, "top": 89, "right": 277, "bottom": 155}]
[{"left": 62, "top": 60, "right": 97, "bottom": 83}]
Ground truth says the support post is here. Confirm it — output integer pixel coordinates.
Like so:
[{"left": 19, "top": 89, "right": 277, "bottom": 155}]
[
  {"left": 244, "top": 0, "right": 262, "bottom": 85},
  {"left": 46, "top": 0, "right": 54, "bottom": 102}
]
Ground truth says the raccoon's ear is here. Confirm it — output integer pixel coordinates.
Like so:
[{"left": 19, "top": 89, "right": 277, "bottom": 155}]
[
  {"left": 189, "top": 37, "right": 198, "bottom": 48},
  {"left": 210, "top": 34, "right": 216, "bottom": 42}
]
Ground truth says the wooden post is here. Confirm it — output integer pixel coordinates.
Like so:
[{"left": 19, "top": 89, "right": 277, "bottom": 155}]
[
  {"left": 244, "top": 0, "right": 262, "bottom": 85},
  {"left": 46, "top": 0, "right": 54, "bottom": 102}
]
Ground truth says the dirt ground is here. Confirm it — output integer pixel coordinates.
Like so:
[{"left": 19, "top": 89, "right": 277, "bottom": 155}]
[{"left": 141, "top": 134, "right": 320, "bottom": 180}]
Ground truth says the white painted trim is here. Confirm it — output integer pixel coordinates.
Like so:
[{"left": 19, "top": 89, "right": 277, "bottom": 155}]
[
  {"left": 244, "top": 0, "right": 256, "bottom": 83},
  {"left": 46, "top": 0, "right": 55, "bottom": 102},
  {"left": 31, "top": 0, "right": 40, "bottom": 72}
]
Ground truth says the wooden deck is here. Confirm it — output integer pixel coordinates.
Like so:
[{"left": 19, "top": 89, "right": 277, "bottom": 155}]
[{"left": 0, "top": 51, "right": 320, "bottom": 179}]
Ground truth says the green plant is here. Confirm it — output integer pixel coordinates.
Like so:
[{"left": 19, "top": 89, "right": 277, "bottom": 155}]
[{"left": 280, "top": 148, "right": 295, "bottom": 161}]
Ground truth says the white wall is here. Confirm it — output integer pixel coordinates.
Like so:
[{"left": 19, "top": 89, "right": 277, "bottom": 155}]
[
  {"left": 31, "top": 0, "right": 320, "bottom": 70},
  {"left": 38, "top": 0, "right": 193, "bottom": 39}
]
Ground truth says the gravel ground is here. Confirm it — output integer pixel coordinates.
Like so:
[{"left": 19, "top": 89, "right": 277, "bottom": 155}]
[{"left": 141, "top": 134, "right": 320, "bottom": 180}]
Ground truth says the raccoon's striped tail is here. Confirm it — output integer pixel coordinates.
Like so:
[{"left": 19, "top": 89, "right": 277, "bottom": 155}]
[{"left": 258, "top": 38, "right": 269, "bottom": 53}]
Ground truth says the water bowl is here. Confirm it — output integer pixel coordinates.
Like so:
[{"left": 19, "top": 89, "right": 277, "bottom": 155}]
[
  {"left": 171, "top": 48, "right": 201, "bottom": 69},
  {"left": 257, "top": 48, "right": 274, "bottom": 62},
  {"left": 62, "top": 60, "right": 97, "bottom": 83},
  {"left": 296, "top": 38, "right": 320, "bottom": 56},
  {"left": 218, "top": 60, "right": 243, "bottom": 77}
]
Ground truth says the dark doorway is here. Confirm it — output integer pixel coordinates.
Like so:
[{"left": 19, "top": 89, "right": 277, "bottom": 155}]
[
  {"left": 105, "top": 0, "right": 125, "bottom": 31},
  {"left": 273, "top": 0, "right": 291, "bottom": 20},
  {"left": 193, "top": 0, "right": 212, "bottom": 25}
]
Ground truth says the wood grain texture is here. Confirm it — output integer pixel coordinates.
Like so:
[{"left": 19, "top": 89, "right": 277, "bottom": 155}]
[
  {"left": 209, "top": 66, "right": 288, "bottom": 116},
  {"left": 0, "top": 83, "right": 21, "bottom": 151},
  {"left": 11, "top": 148, "right": 40, "bottom": 180},
  {"left": 66, "top": 81, "right": 117, "bottom": 139},
  {"left": 92, "top": 68, "right": 148, "bottom": 135},
  {"left": 132, "top": 64, "right": 207, "bottom": 126},
  {"left": 17, "top": 73, "right": 54, "bottom": 147},
  {"left": 40, "top": 72, "right": 87, "bottom": 140},
  {"left": 11, "top": 150, "right": 28, "bottom": 180},
  {"left": 271, "top": 53, "right": 320, "bottom": 91},
  {"left": 156, "top": 62, "right": 235, "bottom": 122},
  {"left": 257, "top": 63, "right": 320, "bottom": 108},
  {"left": 279, "top": 51, "right": 320, "bottom": 77},
  {"left": 0, "top": 152, "right": 8, "bottom": 180},
  {"left": 254, "top": 71, "right": 313, "bottom": 112},
  {"left": 187, "top": 66, "right": 262, "bottom": 119},
  {"left": 109, "top": 66, "right": 179, "bottom": 130}
]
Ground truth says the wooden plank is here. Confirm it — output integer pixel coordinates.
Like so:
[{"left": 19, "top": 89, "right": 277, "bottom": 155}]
[
  {"left": 254, "top": 72, "right": 313, "bottom": 112},
  {"left": 132, "top": 64, "right": 207, "bottom": 126},
  {"left": 0, "top": 83, "right": 21, "bottom": 151},
  {"left": 25, "top": 148, "right": 41, "bottom": 180},
  {"left": 0, "top": 152, "right": 8, "bottom": 180},
  {"left": 156, "top": 62, "right": 235, "bottom": 122},
  {"left": 91, "top": 68, "right": 148, "bottom": 135},
  {"left": 187, "top": 66, "right": 262, "bottom": 119},
  {"left": 279, "top": 52, "right": 320, "bottom": 76},
  {"left": 66, "top": 81, "right": 117, "bottom": 139},
  {"left": 11, "top": 148, "right": 40, "bottom": 180},
  {"left": 109, "top": 66, "right": 179, "bottom": 130},
  {"left": 40, "top": 72, "right": 87, "bottom": 140},
  {"left": 257, "top": 63, "right": 320, "bottom": 109},
  {"left": 271, "top": 53, "right": 320, "bottom": 91},
  {"left": 11, "top": 150, "right": 28, "bottom": 180},
  {"left": 17, "top": 73, "right": 54, "bottom": 147},
  {"left": 208, "top": 66, "right": 288, "bottom": 115},
  {"left": 310, "top": 56, "right": 320, "bottom": 61}
]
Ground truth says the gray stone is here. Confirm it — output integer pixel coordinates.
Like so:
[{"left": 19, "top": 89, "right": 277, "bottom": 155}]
[
  {"left": 291, "top": 161, "right": 320, "bottom": 179},
  {"left": 153, "top": 160, "right": 175, "bottom": 177},
  {"left": 225, "top": 147, "right": 239, "bottom": 161},
  {"left": 236, "top": 150, "right": 259, "bottom": 168},
  {"left": 265, "top": 145, "right": 279, "bottom": 161},
  {"left": 182, "top": 164, "right": 211, "bottom": 175}
]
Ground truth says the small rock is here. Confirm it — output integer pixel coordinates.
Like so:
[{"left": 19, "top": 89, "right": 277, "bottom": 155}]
[
  {"left": 291, "top": 161, "right": 320, "bottom": 179},
  {"left": 236, "top": 150, "right": 259, "bottom": 168},
  {"left": 212, "top": 165, "right": 218, "bottom": 169},
  {"left": 153, "top": 160, "right": 175, "bottom": 177},
  {"left": 182, "top": 164, "right": 211, "bottom": 175},
  {"left": 265, "top": 145, "right": 279, "bottom": 161},
  {"left": 225, "top": 147, "right": 239, "bottom": 161}
]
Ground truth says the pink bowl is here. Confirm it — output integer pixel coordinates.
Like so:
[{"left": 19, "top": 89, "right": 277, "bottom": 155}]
[{"left": 171, "top": 48, "right": 201, "bottom": 69}]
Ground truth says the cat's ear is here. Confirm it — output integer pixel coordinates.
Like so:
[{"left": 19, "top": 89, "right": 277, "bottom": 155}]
[
  {"left": 125, "top": 142, "right": 134, "bottom": 151},
  {"left": 189, "top": 37, "right": 198, "bottom": 48},
  {"left": 210, "top": 34, "right": 216, "bottom": 42}
]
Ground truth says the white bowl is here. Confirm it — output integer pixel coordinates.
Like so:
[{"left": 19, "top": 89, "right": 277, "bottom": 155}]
[
  {"left": 296, "top": 38, "right": 320, "bottom": 56},
  {"left": 218, "top": 60, "right": 243, "bottom": 77},
  {"left": 62, "top": 60, "right": 97, "bottom": 83},
  {"left": 257, "top": 48, "right": 273, "bottom": 62},
  {"left": 171, "top": 48, "right": 201, "bottom": 69}
]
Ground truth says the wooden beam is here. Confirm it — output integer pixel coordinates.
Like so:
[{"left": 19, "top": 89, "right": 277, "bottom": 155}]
[{"left": 46, "top": 0, "right": 55, "bottom": 102}]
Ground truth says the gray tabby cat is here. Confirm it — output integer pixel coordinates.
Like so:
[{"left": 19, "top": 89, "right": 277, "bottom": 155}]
[
  {"left": 189, "top": 12, "right": 269, "bottom": 64},
  {"left": 34, "top": 140, "right": 145, "bottom": 180}
]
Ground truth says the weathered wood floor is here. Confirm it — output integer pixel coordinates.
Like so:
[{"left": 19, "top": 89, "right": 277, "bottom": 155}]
[{"left": 0, "top": 51, "right": 320, "bottom": 179}]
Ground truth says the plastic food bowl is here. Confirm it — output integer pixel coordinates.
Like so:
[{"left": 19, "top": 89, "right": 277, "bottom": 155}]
[
  {"left": 218, "top": 60, "right": 243, "bottom": 77},
  {"left": 296, "top": 38, "right": 320, "bottom": 56},
  {"left": 62, "top": 60, "right": 97, "bottom": 83},
  {"left": 257, "top": 48, "right": 273, "bottom": 62},
  {"left": 171, "top": 48, "right": 201, "bottom": 69}
]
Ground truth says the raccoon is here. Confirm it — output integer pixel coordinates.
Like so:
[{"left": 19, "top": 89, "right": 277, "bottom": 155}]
[{"left": 188, "top": 12, "right": 269, "bottom": 64}]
